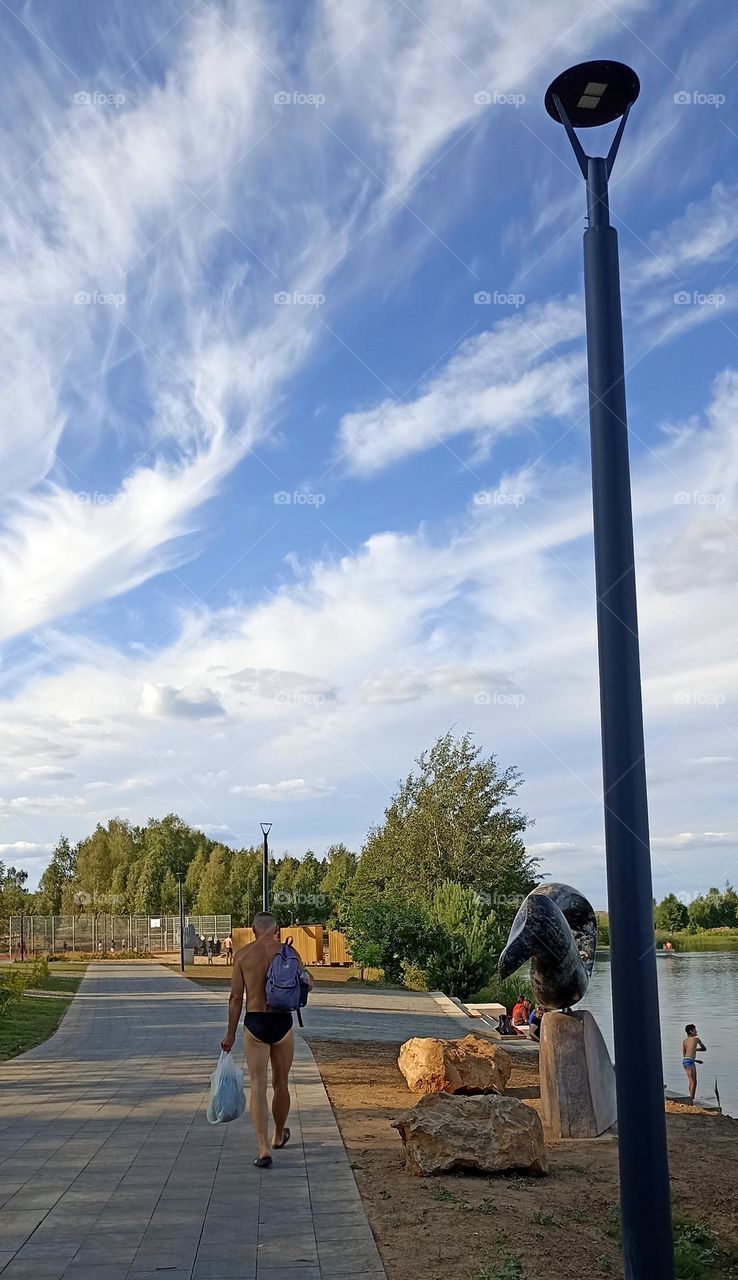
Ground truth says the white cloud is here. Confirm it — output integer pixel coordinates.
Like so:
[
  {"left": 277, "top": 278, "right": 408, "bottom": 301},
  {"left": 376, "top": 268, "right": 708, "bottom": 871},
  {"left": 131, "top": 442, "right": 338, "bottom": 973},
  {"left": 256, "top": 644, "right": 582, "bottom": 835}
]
[
  {"left": 230, "top": 779, "right": 335, "bottom": 802},
  {"left": 628, "top": 182, "right": 738, "bottom": 286},
  {"left": 139, "top": 682, "right": 225, "bottom": 720},
  {"left": 17, "top": 765, "right": 75, "bottom": 783},
  {"left": 336, "top": 299, "right": 584, "bottom": 475}
]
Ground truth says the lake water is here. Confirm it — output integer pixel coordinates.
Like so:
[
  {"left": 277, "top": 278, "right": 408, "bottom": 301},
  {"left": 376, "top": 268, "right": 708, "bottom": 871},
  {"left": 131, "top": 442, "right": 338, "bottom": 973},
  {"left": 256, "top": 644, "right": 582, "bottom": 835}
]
[{"left": 580, "top": 950, "right": 738, "bottom": 1117}]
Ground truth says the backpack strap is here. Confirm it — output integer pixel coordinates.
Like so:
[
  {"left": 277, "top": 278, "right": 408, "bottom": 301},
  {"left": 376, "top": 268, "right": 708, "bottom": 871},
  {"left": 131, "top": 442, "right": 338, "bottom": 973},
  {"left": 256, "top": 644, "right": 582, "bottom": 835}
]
[{"left": 296, "top": 1008, "right": 304, "bottom": 1028}]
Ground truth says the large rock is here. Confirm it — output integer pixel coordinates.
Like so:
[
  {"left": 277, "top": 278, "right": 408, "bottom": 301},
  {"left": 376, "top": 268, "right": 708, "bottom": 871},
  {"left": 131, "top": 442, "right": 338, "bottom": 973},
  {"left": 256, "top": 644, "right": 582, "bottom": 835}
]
[
  {"left": 539, "top": 1009, "right": 616, "bottom": 1138},
  {"left": 398, "top": 1035, "right": 512, "bottom": 1096},
  {"left": 392, "top": 1093, "right": 548, "bottom": 1177}
]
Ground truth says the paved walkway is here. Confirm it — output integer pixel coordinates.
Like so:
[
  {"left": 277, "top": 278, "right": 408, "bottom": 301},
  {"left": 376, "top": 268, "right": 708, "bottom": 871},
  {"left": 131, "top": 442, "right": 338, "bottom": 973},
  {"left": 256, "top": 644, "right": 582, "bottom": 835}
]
[{"left": 0, "top": 964, "right": 392, "bottom": 1280}]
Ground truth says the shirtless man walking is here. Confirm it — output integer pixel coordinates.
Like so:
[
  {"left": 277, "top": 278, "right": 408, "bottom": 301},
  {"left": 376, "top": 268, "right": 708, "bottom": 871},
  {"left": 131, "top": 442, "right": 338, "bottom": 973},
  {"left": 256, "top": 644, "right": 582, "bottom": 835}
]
[
  {"left": 220, "top": 912, "right": 312, "bottom": 1167},
  {"left": 682, "top": 1023, "right": 707, "bottom": 1101}
]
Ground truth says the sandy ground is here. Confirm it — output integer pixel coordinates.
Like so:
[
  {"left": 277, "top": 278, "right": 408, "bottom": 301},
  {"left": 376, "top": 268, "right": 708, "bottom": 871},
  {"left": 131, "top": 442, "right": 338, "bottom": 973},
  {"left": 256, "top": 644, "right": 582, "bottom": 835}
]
[{"left": 310, "top": 1038, "right": 738, "bottom": 1280}]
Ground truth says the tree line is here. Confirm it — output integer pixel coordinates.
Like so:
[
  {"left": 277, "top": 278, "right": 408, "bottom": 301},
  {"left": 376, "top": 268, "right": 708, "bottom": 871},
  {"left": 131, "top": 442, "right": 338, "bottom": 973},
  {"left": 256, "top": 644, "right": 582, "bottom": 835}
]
[
  {"left": 1, "top": 732, "right": 539, "bottom": 998},
  {"left": 653, "top": 885, "right": 738, "bottom": 934}
]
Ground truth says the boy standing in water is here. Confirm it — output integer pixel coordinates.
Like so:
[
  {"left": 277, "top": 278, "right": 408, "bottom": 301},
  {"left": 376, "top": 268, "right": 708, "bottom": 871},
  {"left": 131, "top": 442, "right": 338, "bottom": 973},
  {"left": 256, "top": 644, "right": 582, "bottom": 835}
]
[{"left": 682, "top": 1024, "right": 707, "bottom": 1101}]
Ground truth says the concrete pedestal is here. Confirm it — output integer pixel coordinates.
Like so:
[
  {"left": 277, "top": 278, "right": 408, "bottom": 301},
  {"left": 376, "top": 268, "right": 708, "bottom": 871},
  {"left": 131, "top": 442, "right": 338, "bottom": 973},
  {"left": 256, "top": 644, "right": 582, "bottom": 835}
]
[
  {"left": 539, "top": 1009, "right": 616, "bottom": 1138},
  {"left": 183, "top": 947, "right": 195, "bottom": 965}
]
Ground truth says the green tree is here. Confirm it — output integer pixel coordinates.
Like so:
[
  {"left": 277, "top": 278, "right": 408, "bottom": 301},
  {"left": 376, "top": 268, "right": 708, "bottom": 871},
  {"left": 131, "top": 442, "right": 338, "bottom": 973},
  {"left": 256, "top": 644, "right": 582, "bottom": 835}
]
[
  {"left": 0, "top": 864, "right": 29, "bottom": 916},
  {"left": 293, "top": 851, "right": 328, "bottom": 924},
  {"left": 653, "top": 893, "right": 689, "bottom": 934},
  {"left": 228, "top": 848, "right": 262, "bottom": 925},
  {"left": 271, "top": 856, "right": 301, "bottom": 925},
  {"left": 196, "top": 846, "right": 231, "bottom": 914},
  {"left": 320, "top": 843, "right": 357, "bottom": 930},
  {"left": 422, "top": 881, "right": 500, "bottom": 999},
  {"left": 688, "top": 889, "right": 723, "bottom": 932},
  {"left": 346, "top": 891, "right": 431, "bottom": 984},
  {"left": 354, "top": 731, "right": 536, "bottom": 930},
  {"left": 36, "top": 835, "right": 76, "bottom": 914}
]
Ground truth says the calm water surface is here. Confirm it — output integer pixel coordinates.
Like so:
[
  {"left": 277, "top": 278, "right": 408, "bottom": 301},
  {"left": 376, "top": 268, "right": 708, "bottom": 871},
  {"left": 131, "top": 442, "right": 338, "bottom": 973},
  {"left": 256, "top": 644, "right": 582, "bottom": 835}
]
[{"left": 580, "top": 950, "right": 738, "bottom": 1117}]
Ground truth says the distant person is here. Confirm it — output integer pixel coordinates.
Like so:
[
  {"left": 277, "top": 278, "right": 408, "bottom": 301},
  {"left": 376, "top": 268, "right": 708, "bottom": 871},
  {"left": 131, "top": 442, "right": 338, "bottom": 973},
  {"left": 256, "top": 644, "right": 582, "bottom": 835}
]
[
  {"left": 221, "top": 912, "right": 313, "bottom": 1167},
  {"left": 206, "top": 938, "right": 214, "bottom": 966},
  {"left": 528, "top": 1006, "right": 543, "bottom": 1041},
  {"left": 224, "top": 935, "right": 233, "bottom": 964},
  {"left": 512, "top": 997, "right": 531, "bottom": 1035},
  {"left": 682, "top": 1024, "right": 707, "bottom": 1101}
]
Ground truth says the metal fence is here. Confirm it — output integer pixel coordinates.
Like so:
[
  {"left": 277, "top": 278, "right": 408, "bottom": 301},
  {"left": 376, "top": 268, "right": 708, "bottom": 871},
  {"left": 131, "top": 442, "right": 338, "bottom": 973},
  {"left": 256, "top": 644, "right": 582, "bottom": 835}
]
[{"left": 3, "top": 914, "right": 231, "bottom": 956}]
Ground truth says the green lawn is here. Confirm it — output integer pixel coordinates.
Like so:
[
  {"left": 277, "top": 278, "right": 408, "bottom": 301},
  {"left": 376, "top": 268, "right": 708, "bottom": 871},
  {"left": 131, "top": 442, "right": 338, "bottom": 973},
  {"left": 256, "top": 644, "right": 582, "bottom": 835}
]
[
  {"left": 8, "top": 962, "right": 87, "bottom": 995},
  {"left": 0, "top": 994, "right": 72, "bottom": 1061},
  {"left": 0, "top": 963, "right": 86, "bottom": 1061}
]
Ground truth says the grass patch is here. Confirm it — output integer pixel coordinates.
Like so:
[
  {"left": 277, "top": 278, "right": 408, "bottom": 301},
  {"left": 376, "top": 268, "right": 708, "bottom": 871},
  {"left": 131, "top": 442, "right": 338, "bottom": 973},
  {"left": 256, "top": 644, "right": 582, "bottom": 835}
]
[
  {"left": 0, "top": 993, "right": 72, "bottom": 1061},
  {"left": 672, "top": 1218, "right": 720, "bottom": 1279},
  {"left": 8, "top": 962, "right": 86, "bottom": 996},
  {"left": 473, "top": 1256, "right": 525, "bottom": 1280}
]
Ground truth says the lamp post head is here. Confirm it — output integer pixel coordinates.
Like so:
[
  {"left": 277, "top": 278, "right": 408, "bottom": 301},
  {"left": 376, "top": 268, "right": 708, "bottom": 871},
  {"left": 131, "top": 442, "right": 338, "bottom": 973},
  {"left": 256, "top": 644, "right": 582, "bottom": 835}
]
[
  {"left": 545, "top": 60, "right": 639, "bottom": 129},
  {"left": 260, "top": 822, "right": 272, "bottom": 837}
]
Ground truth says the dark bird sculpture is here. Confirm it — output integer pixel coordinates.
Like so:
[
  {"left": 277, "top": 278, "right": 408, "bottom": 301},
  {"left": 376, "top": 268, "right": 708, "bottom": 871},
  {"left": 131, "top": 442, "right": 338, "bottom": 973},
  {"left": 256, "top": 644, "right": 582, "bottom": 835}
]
[{"left": 498, "top": 883, "right": 598, "bottom": 1010}]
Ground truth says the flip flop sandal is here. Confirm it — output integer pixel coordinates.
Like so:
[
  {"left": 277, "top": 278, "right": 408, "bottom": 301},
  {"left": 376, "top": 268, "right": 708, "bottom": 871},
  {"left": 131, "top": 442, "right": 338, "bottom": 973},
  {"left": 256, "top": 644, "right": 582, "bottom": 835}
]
[
  {"left": 253, "top": 1155, "right": 273, "bottom": 1168},
  {"left": 272, "top": 1127, "right": 291, "bottom": 1150}
]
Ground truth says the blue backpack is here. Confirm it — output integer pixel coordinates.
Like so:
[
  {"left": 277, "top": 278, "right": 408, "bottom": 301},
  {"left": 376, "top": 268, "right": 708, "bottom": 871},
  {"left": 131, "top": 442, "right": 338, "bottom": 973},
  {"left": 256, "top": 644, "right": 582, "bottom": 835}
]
[{"left": 266, "top": 940, "right": 308, "bottom": 1024}]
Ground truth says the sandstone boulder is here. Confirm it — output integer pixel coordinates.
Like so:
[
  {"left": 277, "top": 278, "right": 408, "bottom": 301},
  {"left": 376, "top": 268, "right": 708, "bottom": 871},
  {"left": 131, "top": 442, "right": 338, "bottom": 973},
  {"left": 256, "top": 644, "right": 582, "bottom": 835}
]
[
  {"left": 397, "top": 1035, "right": 512, "bottom": 1096},
  {"left": 392, "top": 1092, "right": 547, "bottom": 1177}
]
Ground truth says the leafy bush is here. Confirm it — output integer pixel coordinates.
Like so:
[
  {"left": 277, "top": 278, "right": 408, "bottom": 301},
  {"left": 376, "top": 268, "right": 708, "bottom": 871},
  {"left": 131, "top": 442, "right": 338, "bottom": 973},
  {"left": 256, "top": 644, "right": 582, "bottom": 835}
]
[
  {"left": 471, "top": 974, "right": 534, "bottom": 1011},
  {"left": 423, "top": 882, "right": 501, "bottom": 1000},
  {"left": 346, "top": 894, "right": 431, "bottom": 985},
  {"left": 0, "top": 967, "right": 27, "bottom": 1013},
  {"left": 401, "top": 962, "right": 428, "bottom": 991},
  {"left": 672, "top": 1218, "right": 718, "bottom": 1280},
  {"left": 26, "top": 956, "right": 50, "bottom": 989}
]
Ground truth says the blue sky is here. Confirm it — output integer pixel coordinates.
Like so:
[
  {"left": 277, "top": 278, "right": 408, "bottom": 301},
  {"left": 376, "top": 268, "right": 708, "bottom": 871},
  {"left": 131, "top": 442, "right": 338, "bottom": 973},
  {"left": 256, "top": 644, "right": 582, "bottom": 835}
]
[{"left": 1, "top": 0, "right": 738, "bottom": 909}]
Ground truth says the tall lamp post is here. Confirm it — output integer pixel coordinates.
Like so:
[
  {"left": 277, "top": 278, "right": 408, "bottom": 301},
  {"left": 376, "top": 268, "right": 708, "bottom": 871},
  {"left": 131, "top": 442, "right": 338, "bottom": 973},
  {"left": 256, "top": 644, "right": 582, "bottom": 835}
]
[
  {"left": 260, "top": 822, "right": 272, "bottom": 913},
  {"left": 177, "top": 872, "right": 186, "bottom": 974},
  {"left": 544, "top": 61, "right": 673, "bottom": 1279}
]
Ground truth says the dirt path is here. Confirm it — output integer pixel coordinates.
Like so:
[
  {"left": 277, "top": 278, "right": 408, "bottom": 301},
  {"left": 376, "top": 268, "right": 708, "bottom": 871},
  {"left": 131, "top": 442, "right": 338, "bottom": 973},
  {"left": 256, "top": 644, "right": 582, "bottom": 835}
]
[{"left": 311, "top": 1038, "right": 738, "bottom": 1280}]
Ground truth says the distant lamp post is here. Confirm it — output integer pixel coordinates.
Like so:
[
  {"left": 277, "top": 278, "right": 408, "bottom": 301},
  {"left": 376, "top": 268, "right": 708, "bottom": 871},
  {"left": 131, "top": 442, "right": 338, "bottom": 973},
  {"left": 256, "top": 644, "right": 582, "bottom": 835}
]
[
  {"left": 544, "top": 60, "right": 674, "bottom": 1280},
  {"left": 177, "top": 872, "right": 185, "bottom": 973},
  {"left": 260, "top": 823, "right": 272, "bottom": 913}
]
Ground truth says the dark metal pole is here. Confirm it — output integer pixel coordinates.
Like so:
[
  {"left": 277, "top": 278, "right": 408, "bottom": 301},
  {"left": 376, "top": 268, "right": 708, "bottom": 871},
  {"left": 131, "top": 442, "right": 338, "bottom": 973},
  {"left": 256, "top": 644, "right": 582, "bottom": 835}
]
[
  {"left": 262, "top": 829, "right": 270, "bottom": 913},
  {"left": 178, "top": 873, "right": 185, "bottom": 973},
  {"left": 19, "top": 912, "right": 25, "bottom": 963},
  {"left": 583, "top": 153, "right": 674, "bottom": 1280}
]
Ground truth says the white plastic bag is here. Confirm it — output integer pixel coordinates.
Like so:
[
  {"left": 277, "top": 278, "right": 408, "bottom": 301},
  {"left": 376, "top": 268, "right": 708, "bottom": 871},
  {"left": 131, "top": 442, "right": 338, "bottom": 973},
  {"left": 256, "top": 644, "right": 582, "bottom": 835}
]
[{"left": 207, "top": 1050, "right": 245, "bottom": 1124}]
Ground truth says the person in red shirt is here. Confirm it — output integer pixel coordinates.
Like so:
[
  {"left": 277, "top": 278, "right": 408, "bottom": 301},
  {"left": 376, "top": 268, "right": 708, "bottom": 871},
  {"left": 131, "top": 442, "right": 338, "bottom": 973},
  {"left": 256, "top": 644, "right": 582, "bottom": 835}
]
[{"left": 511, "top": 998, "right": 531, "bottom": 1034}]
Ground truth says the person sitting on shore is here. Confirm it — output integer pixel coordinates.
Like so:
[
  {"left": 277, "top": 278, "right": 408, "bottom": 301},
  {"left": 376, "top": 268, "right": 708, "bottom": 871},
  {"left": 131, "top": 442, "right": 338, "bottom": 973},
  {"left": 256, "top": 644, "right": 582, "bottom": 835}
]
[
  {"left": 511, "top": 997, "right": 531, "bottom": 1035},
  {"left": 528, "top": 1006, "right": 543, "bottom": 1041},
  {"left": 682, "top": 1023, "right": 707, "bottom": 1101}
]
